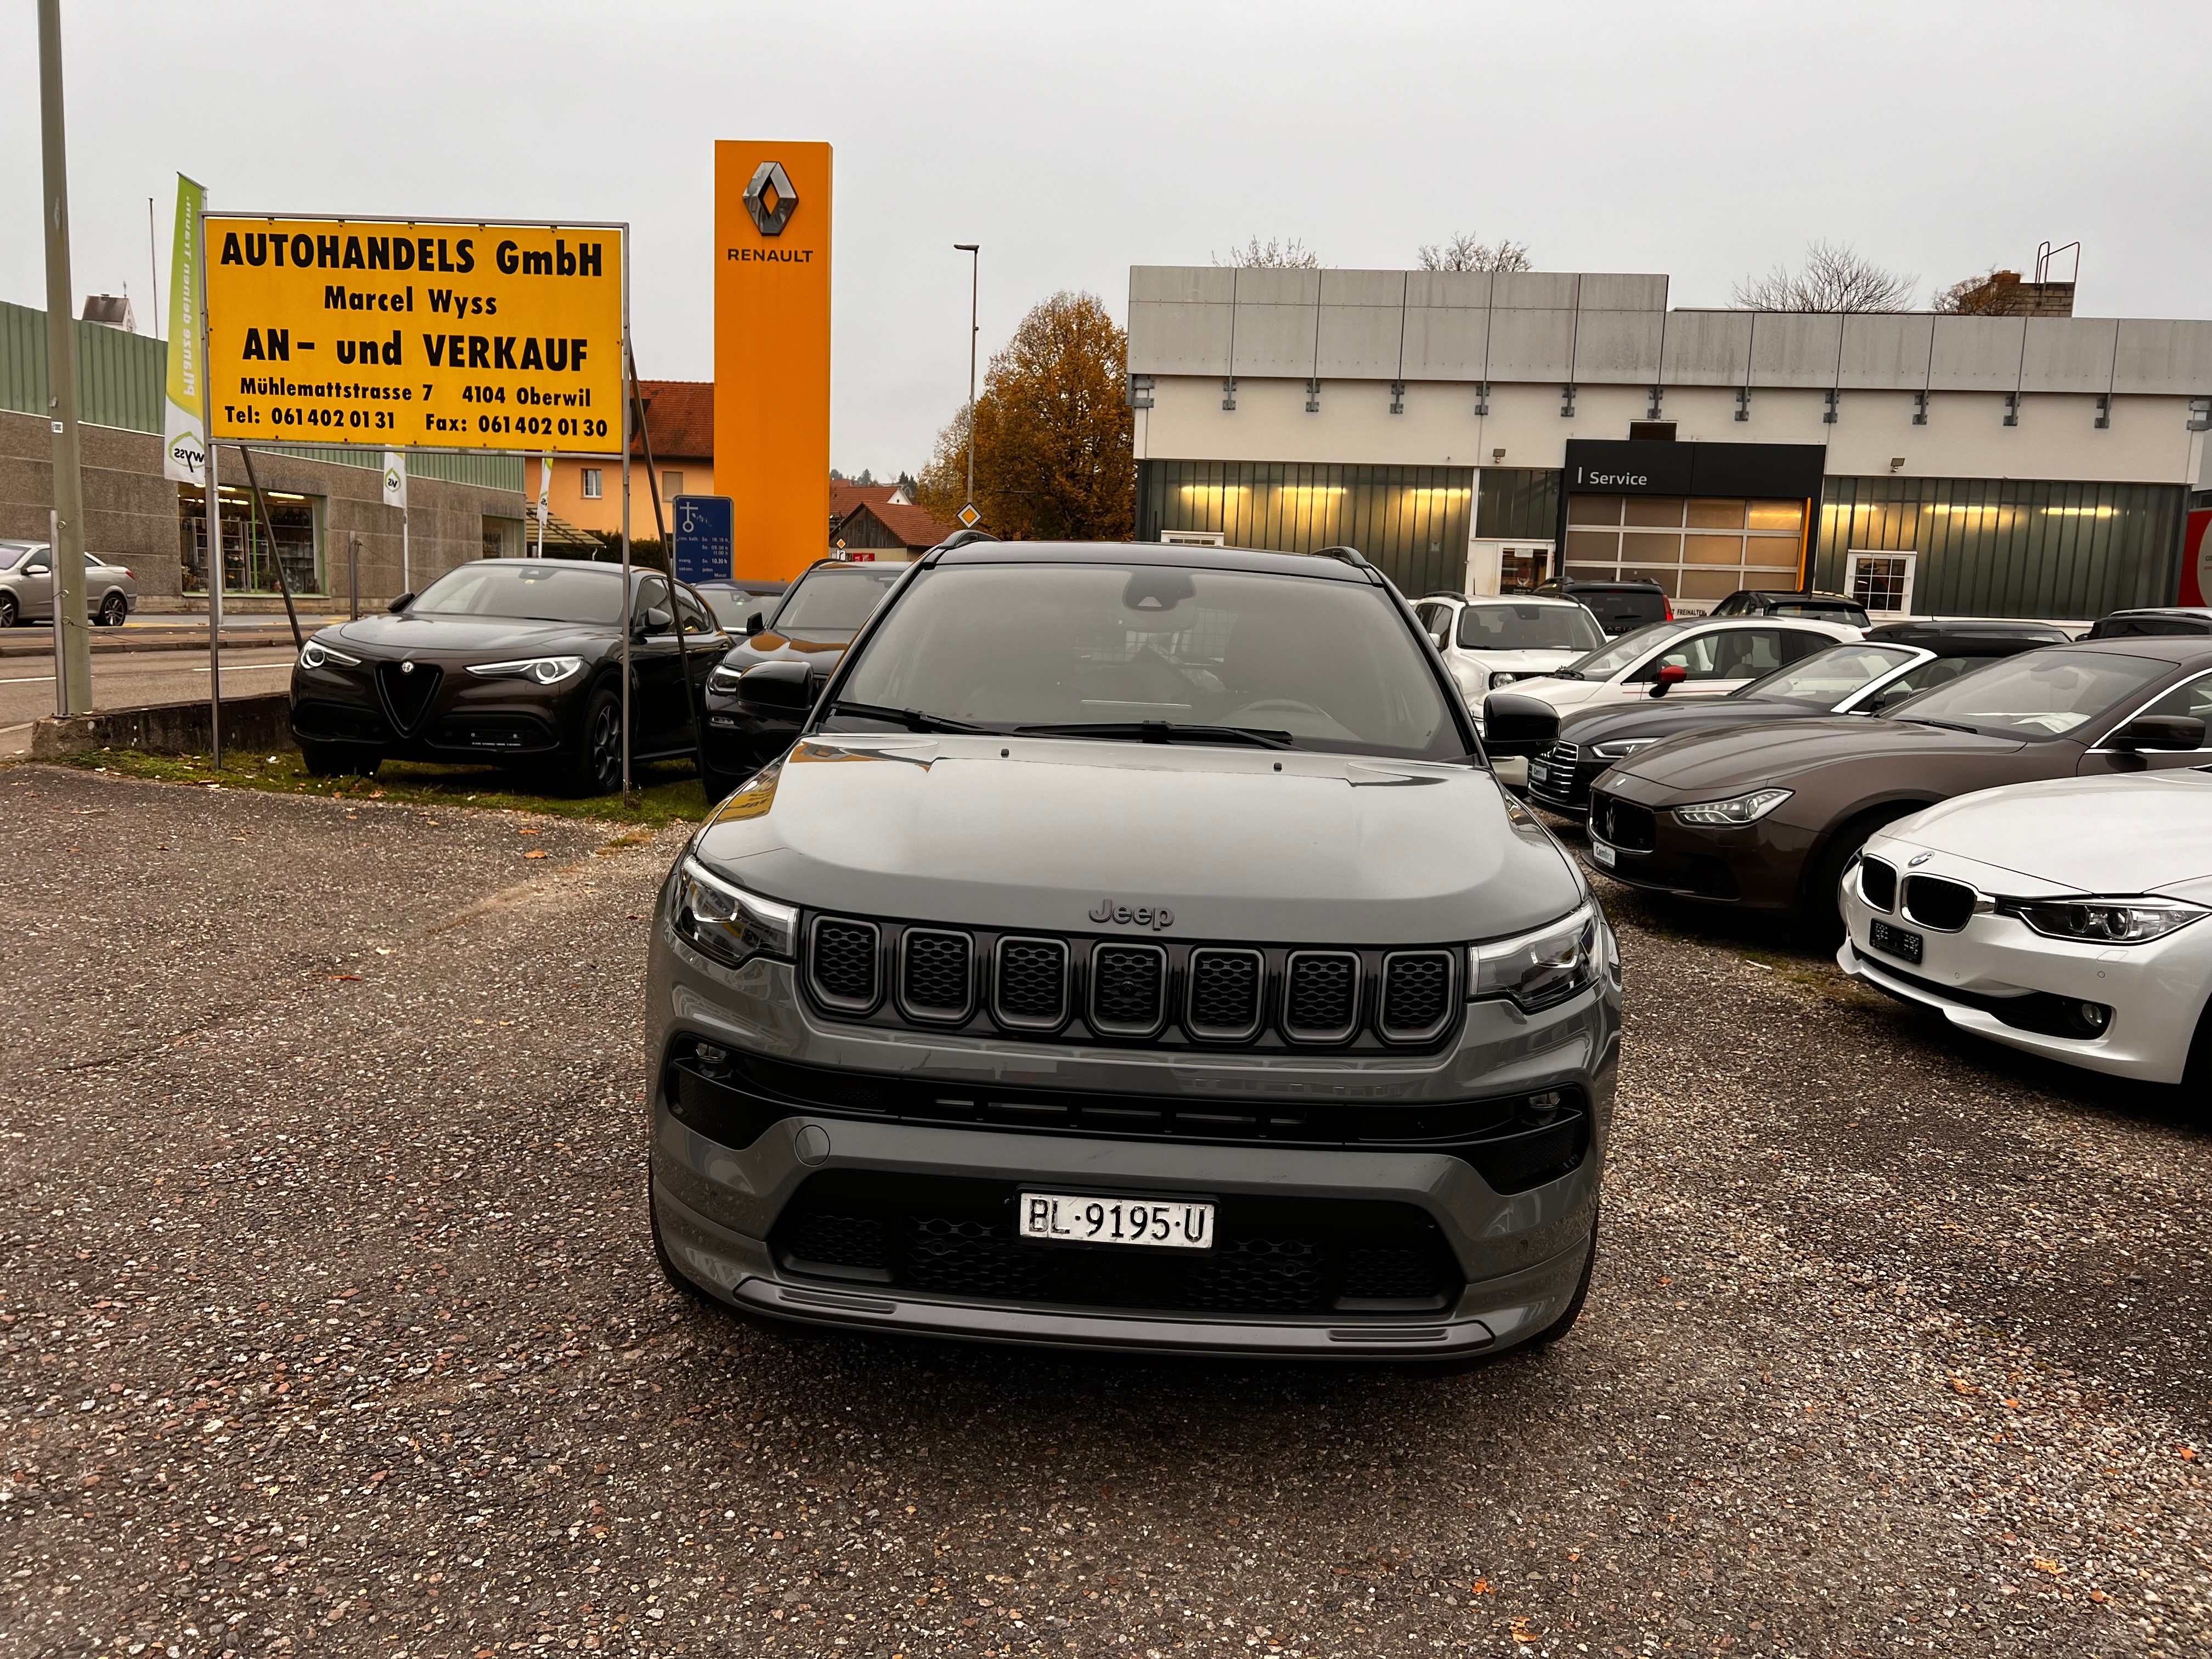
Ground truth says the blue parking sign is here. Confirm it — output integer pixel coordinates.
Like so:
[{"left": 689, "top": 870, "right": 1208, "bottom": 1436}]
[{"left": 672, "top": 495, "right": 733, "bottom": 583}]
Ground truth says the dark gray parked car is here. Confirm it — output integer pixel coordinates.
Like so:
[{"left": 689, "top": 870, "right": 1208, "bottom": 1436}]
[{"left": 647, "top": 539, "right": 1620, "bottom": 1364}]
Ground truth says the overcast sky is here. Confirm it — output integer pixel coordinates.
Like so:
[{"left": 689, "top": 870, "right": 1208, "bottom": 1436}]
[{"left": 4, "top": 0, "right": 2207, "bottom": 479}]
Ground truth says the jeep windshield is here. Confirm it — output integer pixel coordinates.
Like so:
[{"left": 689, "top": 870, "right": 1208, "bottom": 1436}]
[{"left": 826, "top": 560, "right": 1465, "bottom": 761}]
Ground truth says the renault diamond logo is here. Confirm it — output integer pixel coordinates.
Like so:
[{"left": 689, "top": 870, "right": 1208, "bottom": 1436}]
[{"left": 743, "top": 162, "right": 798, "bottom": 236}]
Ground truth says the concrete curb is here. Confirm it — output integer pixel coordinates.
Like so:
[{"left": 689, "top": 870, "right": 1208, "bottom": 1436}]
[{"left": 30, "top": 692, "right": 295, "bottom": 758}]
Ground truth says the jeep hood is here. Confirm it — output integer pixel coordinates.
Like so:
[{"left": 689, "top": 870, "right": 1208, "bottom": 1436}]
[{"left": 692, "top": 735, "right": 1584, "bottom": 944}]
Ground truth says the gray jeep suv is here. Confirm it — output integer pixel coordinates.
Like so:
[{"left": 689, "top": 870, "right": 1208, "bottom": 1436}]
[{"left": 646, "top": 540, "right": 1620, "bottom": 1364}]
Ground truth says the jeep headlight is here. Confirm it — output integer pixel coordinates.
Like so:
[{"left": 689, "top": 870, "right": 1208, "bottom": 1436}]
[
  {"left": 1673, "top": 787, "right": 1792, "bottom": 827},
  {"left": 2006, "top": 895, "right": 2208, "bottom": 945},
  {"left": 1470, "top": 902, "right": 1600, "bottom": 1011},
  {"left": 670, "top": 856, "right": 797, "bottom": 969},
  {"left": 466, "top": 654, "right": 585, "bottom": 685}
]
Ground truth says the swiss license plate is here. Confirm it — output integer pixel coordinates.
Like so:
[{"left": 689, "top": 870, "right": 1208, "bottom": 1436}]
[
  {"left": 1869, "top": 919, "right": 1923, "bottom": 966},
  {"left": 1018, "top": 1192, "right": 1215, "bottom": 1251},
  {"left": 1527, "top": 761, "right": 1551, "bottom": 784},
  {"left": 1588, "top": 836, "right": 1617, "bottom": 868}
]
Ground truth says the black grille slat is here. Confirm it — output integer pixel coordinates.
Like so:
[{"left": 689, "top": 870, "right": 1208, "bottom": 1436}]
[
  {"left": 810, "top": 918, "right": 881, "bottom": 1009},
  {"left": 1859, "top": 855, "right": 1897, "bottom": 912},
  {"left": 995, "top": 936, "right": 1069, "bottom": 1028},
  {"left": 1380, "top": 951, "right": 1453, "bottom": 1039},
  {"left": 899, "top": 929, "right": 972, "bottom": 1020},
  {"left": 1180, "top": 1239, "right": 1324, "bottom": 1311},
  {"left": 376, "top": 661, "right": 442, "bottom": 732},
  {"left": 784, "top": 1214, "right": 888, "bottom": 1269},
  {"left": 1187, "top": 949, "right": 1262, "bottom": 1039},
  {"left": 1340, "top": 1243, "right": 1452, "bottom": 1301},
  {"left": 1091, "top": 944, "right": 1166, "bottom": 1034},
  {"left": 1284, "top": 952, "right": 1359, "bottom": 1041},
  {"left": 1902, "top": 874, "right": 1976, "bottom": 932}
]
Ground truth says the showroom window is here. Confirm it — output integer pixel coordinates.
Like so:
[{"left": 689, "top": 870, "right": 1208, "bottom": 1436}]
[
  {"left": 178, "top": 484, "right": 322, "bottom": 595},
  {"left": 582, "top": 469, "right": 603, "bottom": 499},
  {"left": 1562, "top": 495, "right": 1805, "bottom": 603}
]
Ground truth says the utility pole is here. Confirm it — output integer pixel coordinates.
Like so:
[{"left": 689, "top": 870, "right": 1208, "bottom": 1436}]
[
  {"left": 38, "top": 0, "right": 92, "bottom": 715},
  {"left": 955, "top": 244, "right": 979, "bottom": 514}
]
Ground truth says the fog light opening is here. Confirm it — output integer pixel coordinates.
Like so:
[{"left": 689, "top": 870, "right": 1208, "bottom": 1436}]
[
  {"left": 2076, "top": 1002, "right": 2110, "bottom": 1034},
  {"left": 1520, "top": 1089, "right": 1564, "bottom": 1127}
]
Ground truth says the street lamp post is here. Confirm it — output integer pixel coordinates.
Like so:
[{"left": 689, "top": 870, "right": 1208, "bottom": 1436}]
[{"left": 954, "top": 244, "right": 978, "bottom": 516}]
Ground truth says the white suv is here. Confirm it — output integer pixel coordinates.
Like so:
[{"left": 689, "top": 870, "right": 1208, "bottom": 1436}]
[{"left": 1413, "top": 594, "right": 1610, "bottom": 710}]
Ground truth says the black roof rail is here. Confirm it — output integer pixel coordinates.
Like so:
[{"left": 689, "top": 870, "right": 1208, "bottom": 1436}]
[{"left": 919, "top": 527, "right": 1001, "bottom": 565}]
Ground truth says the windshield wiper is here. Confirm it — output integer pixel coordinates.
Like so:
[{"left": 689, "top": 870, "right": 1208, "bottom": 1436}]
[
  {"left": 1015, "top": 720, "right": 1297, "bottom": 751},
  {"left": 1895, "top": 716, "right": 1981, "bottom": 734},
  {"left": 825, "top": 700, "right": 999, "bottom": 735},
  {"left": 1542, "top": 669, "right": 1584, "bottom": 680}
]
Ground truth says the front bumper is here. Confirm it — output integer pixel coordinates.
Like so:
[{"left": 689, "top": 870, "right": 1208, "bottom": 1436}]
[
  {"left": 290, "top": 662, "right": 585, "bottom": 760},
  {"left": 1585, "top": 784, "right": 1814, "bottom": 911},
  {"left": 648, "top": 910, "right": 1617, "bottom": 1361},
  {"left": 1837, "top": 864, "right": 2207, "bottom": 1084}
]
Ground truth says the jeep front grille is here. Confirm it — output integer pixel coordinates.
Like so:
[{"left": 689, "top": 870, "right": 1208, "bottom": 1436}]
[
  {"left": 994, "top": 936, "right": 1070, "bottom": 1028},
  {"left": 809, "top": 918, "right": 881, "bottom": 1011},
  {"left": 1187, "top": 948, "right": 1263, "bottom": 1040},
  {"left": 799, "top": 916, "right": 1475, "bottom": 1051},
  {"left": 1379, "top": 951, "right": 1455, "bottom": 1040},
  {"left": 1090, "top": 943, "right": 1166, "bottom": 1035},
  {"left": 1283, "top": 951, "right": 1360, "bottom": 1042},
  {"left": 898, "top": 929, "right": 972, "bottom": 1022}
]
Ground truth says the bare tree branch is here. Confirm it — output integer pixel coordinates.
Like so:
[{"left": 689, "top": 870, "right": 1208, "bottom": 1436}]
[
  {"left": 1210, "top": 236, "right": 1322, "bottom": 269},
  {"left": 1732, "top": 240, "right": 1916, "bottom": 312},
  {"left": 1417, "top": 233, "right": 1533, "bottom": 274}
]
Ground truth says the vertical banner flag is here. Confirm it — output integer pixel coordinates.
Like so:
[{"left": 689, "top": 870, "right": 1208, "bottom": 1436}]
[
  {"left": 161, "top": 174, "right": 207, "bottom": 484},
  {"left": 537, "top": 454, "right": 552, "bottom": 551},
  {"left": 381, "top": 451, "right": 407, "bottom": 509}
]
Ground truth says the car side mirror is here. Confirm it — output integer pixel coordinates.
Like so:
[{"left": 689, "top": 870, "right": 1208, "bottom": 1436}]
[
  {"left": 744, "top": 610, "right": 766, "bottom": 637},
  {"left": 1481, "top": 691, "right": 1560, "bottom": 758},
  {"left": 635, "top": 606, "right": 673, "bottom": 636},
  {"left": 388, "top": 592, "right": 413, "bottom": 613},
  {"left": 735, "top": 658, "right": 815, "bottom": 712},
  {"left": 1648, "top": 663, "right": 1688, "bottom": 698},
  {"left": 2106, "top": 714, "right": 2205, "bottom": 752}
]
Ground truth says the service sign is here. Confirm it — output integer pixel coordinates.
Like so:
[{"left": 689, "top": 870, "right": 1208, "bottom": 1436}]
[{"left": 203, "top": 215, "right": 625, "bottom": 455}]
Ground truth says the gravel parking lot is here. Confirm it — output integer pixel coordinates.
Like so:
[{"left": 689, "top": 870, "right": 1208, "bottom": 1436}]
[{"left": 4, "top": 764, "right": 2209, "bottom": 1658}]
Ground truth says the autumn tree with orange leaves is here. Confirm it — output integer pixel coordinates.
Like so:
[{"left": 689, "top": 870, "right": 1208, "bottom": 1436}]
[{"left": 917, "top": 291, "right": 1133, "bottom": 542}]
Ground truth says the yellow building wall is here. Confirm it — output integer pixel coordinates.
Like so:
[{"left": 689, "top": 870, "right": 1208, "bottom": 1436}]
[{"left": 534, "top": 456, "right": 717, "bottom": 539}]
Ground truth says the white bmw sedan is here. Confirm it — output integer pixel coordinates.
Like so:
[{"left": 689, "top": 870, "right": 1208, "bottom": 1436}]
[{"left": 1837, "top": 769, "right": 2212, "bottom": 1086}]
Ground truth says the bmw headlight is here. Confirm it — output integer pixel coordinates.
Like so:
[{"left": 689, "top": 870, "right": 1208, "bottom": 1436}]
[
  {"left": 298, "top": 639, "right": 361, "bottom": 670},
  {"left": 1591, "top": 737, "right": 1661, "bottom": 760},
  {"left": 2005, "top": 895, "right": 2208, "bottom": 945},
  {"left": 670, "top": 855, "right": 797, "bottom": 969},
  {"left": 1674, "top": 787, "right": 1792, "bottom": 827},
  {"left": 466, "top": 655, "right": 585, "bottom": 686},
  {"left": 1469, "top": 902, "right": 1601, "bottom": 1011}
]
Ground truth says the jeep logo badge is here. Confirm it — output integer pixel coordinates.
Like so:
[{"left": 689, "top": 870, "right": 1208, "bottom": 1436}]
[{"left": 1090, "top": 899, "right": 1173, "bottom": 931}]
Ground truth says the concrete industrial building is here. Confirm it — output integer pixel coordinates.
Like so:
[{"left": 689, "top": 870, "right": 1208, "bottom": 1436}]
[
  {"left": 1126, "top": 268, "right": 2212, "bottom": 619},
  {"left": 0, "top": 300, "right": 527, "bottom": 612}
]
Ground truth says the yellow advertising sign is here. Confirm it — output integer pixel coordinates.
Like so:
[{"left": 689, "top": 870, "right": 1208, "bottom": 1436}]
[{"left": 203, "top": 216, "right": 625, "bottom": 454}]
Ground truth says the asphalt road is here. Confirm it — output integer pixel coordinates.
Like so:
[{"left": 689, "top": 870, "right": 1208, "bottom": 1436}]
[
  {"left": 4, "top": 765, "right": 2209, "bottom": 1659},
  {"left": 0, "top": 648, "right": 300, "bottom": 755}
]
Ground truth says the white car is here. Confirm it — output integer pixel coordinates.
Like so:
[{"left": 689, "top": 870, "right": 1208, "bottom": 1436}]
[
  {"left": 1837, "top": 770, "right": 2212, "bottom": 1086},
  {"left": 1411, "top": 592, "right": 1610, "bottom": 708},
  {"left": 1483, "top": 614, "right": 1866, "bottom": 731}
]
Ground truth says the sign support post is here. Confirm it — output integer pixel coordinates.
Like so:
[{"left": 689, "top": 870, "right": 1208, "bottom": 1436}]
[
  {"left": 38, "top": 0, "right": 92, "bottom": 716},
  {"left": 194, "top": 198, "right": 223, "bottom": 768},
  {"left": 619, "top": 319, "right": 634, "bottom": 805}
]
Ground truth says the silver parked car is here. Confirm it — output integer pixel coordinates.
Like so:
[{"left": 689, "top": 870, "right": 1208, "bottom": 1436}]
[
  {"left": 0, "top": 541, "right": 137, "bottom": 628},
  {"left": 647, "top": 539, "right": 1619, "bottom": 1367}
]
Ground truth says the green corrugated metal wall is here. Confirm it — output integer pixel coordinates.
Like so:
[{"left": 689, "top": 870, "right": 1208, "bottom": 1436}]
[{"left": 0, "top": 298, "right": 522, "bottom": 492}]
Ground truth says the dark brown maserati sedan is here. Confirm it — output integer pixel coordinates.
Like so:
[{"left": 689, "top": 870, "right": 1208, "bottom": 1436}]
[{"left": 1583, "top": 637, "right": 2212, "bottom": 932}]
